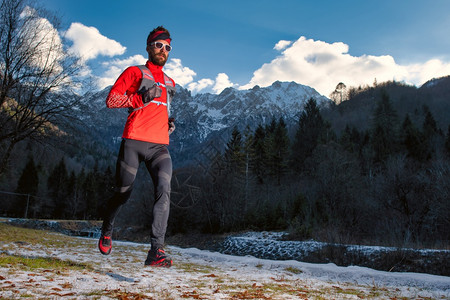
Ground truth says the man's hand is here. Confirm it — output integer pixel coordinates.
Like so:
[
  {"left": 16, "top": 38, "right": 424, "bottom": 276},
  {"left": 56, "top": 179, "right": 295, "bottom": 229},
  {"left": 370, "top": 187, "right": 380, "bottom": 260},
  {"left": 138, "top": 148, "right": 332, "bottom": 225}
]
[
  {"left": 139, "top": 84, "right": 162, "bottom": 104},
  {"left": 168, "top": 118, "right": 176, "bottom": 135}
]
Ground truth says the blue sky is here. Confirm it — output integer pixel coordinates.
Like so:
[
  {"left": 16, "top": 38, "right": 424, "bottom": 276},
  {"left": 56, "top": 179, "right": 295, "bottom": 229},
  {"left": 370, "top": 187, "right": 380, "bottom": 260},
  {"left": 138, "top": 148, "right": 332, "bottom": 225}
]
[{"left": 43, "top": 0, "right": 450, "bottom": 96}]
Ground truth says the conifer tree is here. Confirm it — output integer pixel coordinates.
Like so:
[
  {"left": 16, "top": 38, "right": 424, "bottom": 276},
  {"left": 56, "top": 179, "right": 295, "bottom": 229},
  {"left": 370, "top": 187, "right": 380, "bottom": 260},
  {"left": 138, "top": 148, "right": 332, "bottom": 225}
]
[
  {"left": 252, "top": 124, "right": 267, "bottom": 184},
  {"left": 266, "top": 117, "right": 290, "bottom": 184},
  {"left": 339, "top": 125, "right": 361, "bottom": 153},
  {"left": 224, "top": 126, "right": 244, "bottom": 174},
  {"left": 242, "top": 125, "right": 255, "bottom": 204},
  {"left": 15, "top": 155, "right": 39, "bottom": 217},
  {"left": 264, "top": 117, "right": 278, "bottom": 176},
  {"left": 242, "top": 125, "right": 255, "bottom": 173},
  {"left": 291, "top": 98, "right": 326, "bottom": 172},
  {"left": 66, "top": 171, "right": 78, "bottom": 218},
  {"left": 214, "top": 127, "right": 247, "bottom": 230},
  {"left": 421, "top": 105, "right": 441, "bottom": 159},
  {"left": 96, "top": 166, "right": 114, "bottom": 217},
  {"left": 370, "top": 92, "right": 399, "bottom": 163},
  {"left": 422, "top": 105, "right": 439, "bottom": 137},
  {"left": 265, "top": 117, "right": 277, "bottom": 135},
  {"left": 83, "top": 164, "right": 100, "bottom": 219},
  {"left": 16, "top": 155, "right": 39, "bottom": 196},
  {"left": 47, "top": 158, "right": 69, "bottom": 218},
  {"left": 445, "top": 125, "right": 450, "bottom": 158},
  {"left": 401, "top": 114, "right": 429, "bottom": 161}
]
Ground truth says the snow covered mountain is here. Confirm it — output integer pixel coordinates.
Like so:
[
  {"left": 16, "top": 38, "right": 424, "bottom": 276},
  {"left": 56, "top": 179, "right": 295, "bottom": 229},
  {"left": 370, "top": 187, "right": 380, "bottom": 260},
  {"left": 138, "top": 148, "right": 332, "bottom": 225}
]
[
  {"left": 171, "top": 81, "right": 330, "bottom": 140},
  {"left": 77, "top": 81, "right": 331, "bottom": 167}
]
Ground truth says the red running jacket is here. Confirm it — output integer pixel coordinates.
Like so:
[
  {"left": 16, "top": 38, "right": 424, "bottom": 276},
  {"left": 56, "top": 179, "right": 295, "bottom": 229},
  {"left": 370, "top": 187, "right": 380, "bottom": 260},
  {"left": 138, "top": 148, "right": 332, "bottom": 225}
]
[{"left": 106, "top": 60, "right": 175, "bottom": 145}]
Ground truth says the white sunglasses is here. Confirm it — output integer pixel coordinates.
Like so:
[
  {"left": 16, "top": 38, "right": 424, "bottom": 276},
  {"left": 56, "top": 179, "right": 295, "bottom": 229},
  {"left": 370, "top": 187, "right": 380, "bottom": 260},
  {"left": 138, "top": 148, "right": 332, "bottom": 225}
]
[{"left": 150, "top": 42, "right": 172, "bottom": 52}]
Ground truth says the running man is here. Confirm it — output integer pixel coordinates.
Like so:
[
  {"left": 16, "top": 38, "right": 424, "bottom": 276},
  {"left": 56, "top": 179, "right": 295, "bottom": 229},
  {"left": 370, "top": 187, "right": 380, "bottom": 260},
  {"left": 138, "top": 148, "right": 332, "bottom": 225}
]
[{"left": 98, "top": 26, "right": 176, "bottom": 267}]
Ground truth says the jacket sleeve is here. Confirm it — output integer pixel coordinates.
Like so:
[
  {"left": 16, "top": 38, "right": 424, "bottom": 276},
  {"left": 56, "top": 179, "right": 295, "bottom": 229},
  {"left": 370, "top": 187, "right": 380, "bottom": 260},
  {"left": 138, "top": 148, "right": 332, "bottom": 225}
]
[{"left": 105, "top": 67, "right": 144, "bottom": 108}]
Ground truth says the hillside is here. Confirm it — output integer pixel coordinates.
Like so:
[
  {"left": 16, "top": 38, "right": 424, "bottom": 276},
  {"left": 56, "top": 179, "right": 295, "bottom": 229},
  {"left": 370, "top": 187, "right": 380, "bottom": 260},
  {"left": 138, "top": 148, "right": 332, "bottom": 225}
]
[
  {"left": 1, "top": 223, "right": 449, "bottom": 299},
  {"left": 322, "top": 77, "right": 450, "bottom": 135}
]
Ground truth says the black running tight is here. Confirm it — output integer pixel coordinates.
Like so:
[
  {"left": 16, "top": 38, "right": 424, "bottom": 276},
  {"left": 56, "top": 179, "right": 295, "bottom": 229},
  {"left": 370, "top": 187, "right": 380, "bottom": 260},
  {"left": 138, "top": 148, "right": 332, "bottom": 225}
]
[{"left": 101, "top": 138, "right": 172, "bottom": 249}]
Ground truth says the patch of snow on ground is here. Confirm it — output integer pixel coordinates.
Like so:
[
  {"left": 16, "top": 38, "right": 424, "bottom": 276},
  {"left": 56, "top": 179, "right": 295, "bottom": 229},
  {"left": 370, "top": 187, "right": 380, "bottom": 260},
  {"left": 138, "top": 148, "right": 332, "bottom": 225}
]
[
  {"left": 1, "top": 232, "right": 449, "bottom": 299},
  {"left": 220, "top": 231, "right": 450, "bottom": 276}
]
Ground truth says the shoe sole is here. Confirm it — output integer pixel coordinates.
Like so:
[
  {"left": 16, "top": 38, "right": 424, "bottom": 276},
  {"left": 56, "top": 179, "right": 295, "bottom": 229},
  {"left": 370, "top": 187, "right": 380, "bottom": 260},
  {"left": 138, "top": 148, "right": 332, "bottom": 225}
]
[
  {"left": 144, "top": 259, "right": 172, "bottom": 268},
  {"left": 99, "top": 248, "right": 111, "bottom": 255}
]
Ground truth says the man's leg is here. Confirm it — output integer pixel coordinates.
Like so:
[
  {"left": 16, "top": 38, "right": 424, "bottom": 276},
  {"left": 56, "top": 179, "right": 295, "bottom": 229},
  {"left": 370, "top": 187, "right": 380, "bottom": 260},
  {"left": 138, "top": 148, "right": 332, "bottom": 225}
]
[
  {"left": 144, "top": 145, "right": 172, "bottom": 266},
  {"left": 99, "top": 139, "right": 140, "bottom": 254}
]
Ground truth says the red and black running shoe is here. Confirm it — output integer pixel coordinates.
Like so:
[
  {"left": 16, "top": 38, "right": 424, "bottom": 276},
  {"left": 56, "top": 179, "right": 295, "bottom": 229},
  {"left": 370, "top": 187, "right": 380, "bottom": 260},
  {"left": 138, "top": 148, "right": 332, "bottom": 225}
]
[
  {"left": 144, "top": 248, "right": 172, "bottom": 267},
  {"left": 98, "top": 235, "right": 112, "bottom": 255}
]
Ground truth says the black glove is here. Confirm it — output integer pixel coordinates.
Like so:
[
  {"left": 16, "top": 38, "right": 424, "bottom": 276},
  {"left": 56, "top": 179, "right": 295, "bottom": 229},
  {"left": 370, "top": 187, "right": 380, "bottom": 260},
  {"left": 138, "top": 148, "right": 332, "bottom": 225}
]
[
  {"left": 138, "top": 84, "right": 162, "bottom": 104},
  {"left": 168, "top": 117, "right": 176, "bottom": 135}
]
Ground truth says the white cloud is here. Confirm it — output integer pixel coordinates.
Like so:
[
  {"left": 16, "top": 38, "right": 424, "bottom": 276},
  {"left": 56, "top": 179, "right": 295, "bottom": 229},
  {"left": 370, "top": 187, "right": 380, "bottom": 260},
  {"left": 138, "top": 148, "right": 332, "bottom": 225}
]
[
  {"left": 164, "top": 58, "right": 197, "bottom": 86},
  {"left": 183, "top": 73, "right": 236, "bottom": 95},
  {"left": 162, "top": 59, "right": 235, "bottom": 94},
  {"left": 403, "top": 59, "right": 450, "bottom": 85},
  {"left": 274, "top": 40, "right": 292, "bottom": 51},
  {"left": 95, "top": 55, "right": 231, "bottom": 94},
  {"left": 213, "top": 73, "right": 236, "bottom": 94},
  {"left": 91, "top": 34, "right": 450, "bottom": 97},
  {"left": 20, "top": 7, "right": 64, "bottom": 71},
  {"left": 65, "top": 23, "right": 126, "bottom": 61},
  {"left": 102, "top": 54, "right": 147, "bottom": 71},
  {"left": 241, "top": 36, "right": 450, "bottom": 96},
  {"left": 96, "top": 54, "right": 147, "bottom": 89},
  {"left": 187, "top": 78, "right": 215, "bottom": 94},
  {"left": 17, "top": 13, "right": 450, "bottom": 98}
]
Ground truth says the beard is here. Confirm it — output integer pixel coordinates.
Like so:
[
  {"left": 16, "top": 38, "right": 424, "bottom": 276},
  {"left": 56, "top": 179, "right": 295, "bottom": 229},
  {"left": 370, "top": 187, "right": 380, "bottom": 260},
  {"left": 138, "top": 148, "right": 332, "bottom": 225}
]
[{"left": 150, "top": 51, "right": 167, "bottom": 66}]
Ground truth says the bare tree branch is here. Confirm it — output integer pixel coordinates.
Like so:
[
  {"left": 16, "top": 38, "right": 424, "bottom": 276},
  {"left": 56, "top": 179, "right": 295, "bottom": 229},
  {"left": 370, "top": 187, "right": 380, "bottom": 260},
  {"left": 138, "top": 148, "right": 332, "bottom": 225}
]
[{"left": 0, "top": 0, "right": 83, "bottom": 176}]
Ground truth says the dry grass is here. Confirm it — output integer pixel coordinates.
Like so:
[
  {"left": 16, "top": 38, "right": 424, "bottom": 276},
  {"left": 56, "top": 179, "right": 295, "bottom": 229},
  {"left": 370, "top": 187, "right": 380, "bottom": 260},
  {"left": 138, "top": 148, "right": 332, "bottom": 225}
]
[{"left": 0, "top": 222, "right": 445, "bottom": 299}]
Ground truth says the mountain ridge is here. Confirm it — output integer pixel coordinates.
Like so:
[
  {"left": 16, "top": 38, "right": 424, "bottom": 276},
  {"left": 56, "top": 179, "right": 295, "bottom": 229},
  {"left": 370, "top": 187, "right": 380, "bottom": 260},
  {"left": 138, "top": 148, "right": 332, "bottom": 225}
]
[
  {"left": 76, "top": 80, "right": 331, "bottom": 167},
  {"left": 71, "top": 76, "right": 450, "bottom": 168}
]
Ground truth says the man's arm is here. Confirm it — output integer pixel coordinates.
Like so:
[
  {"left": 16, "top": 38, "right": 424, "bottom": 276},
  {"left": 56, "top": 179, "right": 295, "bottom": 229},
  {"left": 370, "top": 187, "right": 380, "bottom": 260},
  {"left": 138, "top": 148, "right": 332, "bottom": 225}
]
[
  {"left": 106, "top": 93, "right": 134, "bottom": 108},
  {"left": 105, "top": 67, "right": 144, "bottom": 108}
]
